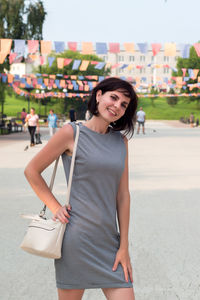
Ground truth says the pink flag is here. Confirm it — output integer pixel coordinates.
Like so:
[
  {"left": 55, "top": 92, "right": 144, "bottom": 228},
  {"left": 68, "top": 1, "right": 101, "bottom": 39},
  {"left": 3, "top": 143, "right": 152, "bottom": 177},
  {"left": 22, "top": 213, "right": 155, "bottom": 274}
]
[
  {"left": 124, "top": 43, "right": 134, "bottom": 53},
  {"left": 40, "top": 56, "right": 45, "bottom": 65},
  {"left": 151, "top": 43, "right": 162, "bottom": 56},
  {"left": 194, "top": 43, "right": 200, "bottom": 57},
  {"left": 68, "top": 42, "right": 77, "bottom": 51},
  {"left": 9, "top": 53, "right": 17, "bottom": 64},
  {"left": 64, "top": 58, "right": 72, "bottom": 66},
  {"left": 28, "top": 40, "right": 39, "bottom": 53},
  {"left": 111, "top": 63, "right": 120, "bottom": 69},
  {"left": 182, "top": 68, "right": 187, "bottom": 77},
  {"left": 109, "top": 43, "right": 120, "bottom": 53}
]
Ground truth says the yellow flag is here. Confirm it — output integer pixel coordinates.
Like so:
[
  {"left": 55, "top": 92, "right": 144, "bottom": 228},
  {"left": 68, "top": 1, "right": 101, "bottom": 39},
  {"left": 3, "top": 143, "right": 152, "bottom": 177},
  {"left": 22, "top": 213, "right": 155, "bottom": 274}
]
[
  {"left": 124, "top": 43, "right": 135, "bottom": 53},
  {"left": 40, "top": 41, "right": 52, "bottom": 54},
  {"left": 80, "top": 60, "right": 89, "bottom": 71},
  {"left": 82, "top": 42, "right": 93, "bottom": 54},
  {"left": 164, "top": 43, "right": 176, "bottom": 56}
]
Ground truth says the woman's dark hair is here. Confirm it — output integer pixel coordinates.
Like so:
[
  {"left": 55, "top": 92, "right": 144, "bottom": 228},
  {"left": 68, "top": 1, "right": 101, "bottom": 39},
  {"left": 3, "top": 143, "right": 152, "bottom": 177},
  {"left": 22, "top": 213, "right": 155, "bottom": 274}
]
[{"left": 87, "top": 77, "right": 138, "bottom": 137}]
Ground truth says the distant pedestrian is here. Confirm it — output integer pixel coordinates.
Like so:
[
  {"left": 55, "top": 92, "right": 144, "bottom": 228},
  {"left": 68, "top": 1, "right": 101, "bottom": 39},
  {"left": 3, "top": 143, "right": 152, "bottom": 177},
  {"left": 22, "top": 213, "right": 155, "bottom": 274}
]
[
  {"left": 85, "top": 109, "right": 91, "bottom": 121},
  {"left": 25, "top": 107, "right": 39, "bottom": 146},
  {"left": 48, "top": 109, "right": 58, "bottom": 136},
  {"left": 136, "top": 107, "right": 146, "bottom": 134},
  {"left": 190, "top": 113, "right": 195, "bottom": 128},
  {"left": 21, "top": 108, "right": 27, "bottom": 132},
  {"left": 69, "top": 107, "right": 76, "bottom": 122},
  {"left": 196, "top": 118, "right": 199, "bottom": 127}
]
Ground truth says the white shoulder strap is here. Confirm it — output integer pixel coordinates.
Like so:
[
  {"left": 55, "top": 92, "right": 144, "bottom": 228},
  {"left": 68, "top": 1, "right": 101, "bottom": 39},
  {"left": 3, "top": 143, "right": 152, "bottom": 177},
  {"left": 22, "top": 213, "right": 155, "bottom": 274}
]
[{"left": 40, "top": 124, "right": 80, "bottom": 217}]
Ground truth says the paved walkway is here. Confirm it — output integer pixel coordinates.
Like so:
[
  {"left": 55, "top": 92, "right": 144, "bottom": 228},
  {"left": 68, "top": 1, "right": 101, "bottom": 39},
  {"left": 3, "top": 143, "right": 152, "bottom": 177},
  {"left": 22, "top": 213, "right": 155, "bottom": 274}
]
[{"left": 0, "top": 121, "right": 200, "bottom": 300}]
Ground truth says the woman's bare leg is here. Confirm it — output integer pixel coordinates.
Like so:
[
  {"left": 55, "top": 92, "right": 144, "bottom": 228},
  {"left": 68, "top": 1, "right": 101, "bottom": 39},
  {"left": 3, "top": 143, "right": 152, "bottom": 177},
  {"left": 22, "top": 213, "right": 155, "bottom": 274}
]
[
  {"left": 102, "top": 287, "right": 135, "bottom": 300},
  {"left": 57, "top": 288, "right": 84, "bottom": 300}
]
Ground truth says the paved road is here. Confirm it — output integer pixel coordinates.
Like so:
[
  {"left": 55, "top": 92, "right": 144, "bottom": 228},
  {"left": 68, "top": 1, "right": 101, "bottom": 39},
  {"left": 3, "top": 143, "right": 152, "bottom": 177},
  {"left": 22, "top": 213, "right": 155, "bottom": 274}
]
[{"left": 0, "top": 121, "right": 200, "bottom": 300}]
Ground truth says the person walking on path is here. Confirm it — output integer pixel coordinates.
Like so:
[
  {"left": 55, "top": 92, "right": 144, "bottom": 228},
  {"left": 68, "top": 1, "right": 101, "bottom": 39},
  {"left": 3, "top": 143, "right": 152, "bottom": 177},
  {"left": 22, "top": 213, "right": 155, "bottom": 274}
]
[
  {"left": 190, "top": 112, "right": 195, "bottom": 128},
  {"left": 69, "top": 107, "right": 76, "bottom": 122},
  {"left": 25, "top": 107, "right": 39, "bottom": 146},
  {"left": 47, "top": 109, "right": 58, "bottom": 136},
  {"left": 20, "top": 108, "right": 27, "bottom": 132},
  {"left": 24, "top": 77, "right": 138, "bottom": 300},
  {"left": 136, "top": 106, "right": 146, "bottom": 134}
]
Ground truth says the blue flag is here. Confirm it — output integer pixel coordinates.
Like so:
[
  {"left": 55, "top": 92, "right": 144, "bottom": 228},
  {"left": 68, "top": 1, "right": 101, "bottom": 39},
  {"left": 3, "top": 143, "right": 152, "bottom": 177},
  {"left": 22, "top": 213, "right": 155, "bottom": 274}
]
[
  {"left": 96, "top": 43, "right": 107, "bottom": 54},
  {"left": 54, "top": 41, "right": 65, "bottom": 53},
  {"left": 137, "top": 43, "right": 148, "bottom": 54},
  {"left": 72, "top": 60, "right": 81, "bottom": 70}
]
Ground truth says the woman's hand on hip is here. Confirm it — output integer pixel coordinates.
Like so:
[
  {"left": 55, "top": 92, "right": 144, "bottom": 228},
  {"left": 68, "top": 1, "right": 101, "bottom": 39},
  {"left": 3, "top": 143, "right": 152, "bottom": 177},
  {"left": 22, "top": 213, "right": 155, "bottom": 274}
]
[
  {"left": 52, "top": 204, "right": 71, "bottom": 224},
  {"left": 112, "top": 247, "right": 133, "bottom": 283}
]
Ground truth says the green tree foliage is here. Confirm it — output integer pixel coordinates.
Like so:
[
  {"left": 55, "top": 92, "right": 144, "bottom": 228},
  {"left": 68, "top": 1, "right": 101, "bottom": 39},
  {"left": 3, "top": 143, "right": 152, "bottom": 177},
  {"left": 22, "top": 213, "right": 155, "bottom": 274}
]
[
  {"left": 39, "top": 50, "right": 110, "bottom": 77},
  {"left": 0, "top": 0, "right": 46, "bottom": 115},
  {"left": 37, "top": 50, "right": 110, "bottom": 116},
  {"left": 173, "top": 45, "right": 200, "bottom": 95}
]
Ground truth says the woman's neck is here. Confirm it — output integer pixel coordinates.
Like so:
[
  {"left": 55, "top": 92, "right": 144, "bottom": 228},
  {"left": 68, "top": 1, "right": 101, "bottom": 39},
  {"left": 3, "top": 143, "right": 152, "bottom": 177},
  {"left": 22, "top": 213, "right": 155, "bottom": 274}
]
[{"left": 84, "top": 116, "right": 109, "bottom": 134}]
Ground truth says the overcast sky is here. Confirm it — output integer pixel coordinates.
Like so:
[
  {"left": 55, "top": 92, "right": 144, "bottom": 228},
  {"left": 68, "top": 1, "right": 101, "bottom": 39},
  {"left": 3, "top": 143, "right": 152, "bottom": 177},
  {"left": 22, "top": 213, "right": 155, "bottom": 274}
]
[{"left": 42, "top": 0, "right": 200, "bottom": 45}]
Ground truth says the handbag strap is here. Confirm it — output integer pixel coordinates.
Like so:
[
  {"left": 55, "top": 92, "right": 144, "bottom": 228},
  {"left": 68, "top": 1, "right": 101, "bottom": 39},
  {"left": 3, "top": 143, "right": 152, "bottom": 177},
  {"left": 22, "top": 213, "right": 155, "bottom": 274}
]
[{"left": 40, "top": 123, "right": 80, "bottom": 217}]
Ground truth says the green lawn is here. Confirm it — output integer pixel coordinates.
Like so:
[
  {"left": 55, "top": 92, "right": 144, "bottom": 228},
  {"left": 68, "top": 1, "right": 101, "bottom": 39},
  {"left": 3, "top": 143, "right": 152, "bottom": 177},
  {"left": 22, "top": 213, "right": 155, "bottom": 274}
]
[{"left": 2, "top": 92, "right": 200, "bottom": 120}]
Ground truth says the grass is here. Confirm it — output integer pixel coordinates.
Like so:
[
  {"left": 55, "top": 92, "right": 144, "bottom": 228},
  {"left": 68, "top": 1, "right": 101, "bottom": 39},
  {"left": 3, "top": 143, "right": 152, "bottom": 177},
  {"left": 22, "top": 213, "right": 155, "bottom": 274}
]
[{"left": 2, "top": 91, "right": 200, "bottom": 120}]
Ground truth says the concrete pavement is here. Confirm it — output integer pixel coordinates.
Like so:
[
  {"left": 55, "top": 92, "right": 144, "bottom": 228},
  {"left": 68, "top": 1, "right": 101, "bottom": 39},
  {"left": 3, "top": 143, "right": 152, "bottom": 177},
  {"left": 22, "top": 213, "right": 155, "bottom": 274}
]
[{"left": 0, "top": 121, "right": 200, "bottom": 300}]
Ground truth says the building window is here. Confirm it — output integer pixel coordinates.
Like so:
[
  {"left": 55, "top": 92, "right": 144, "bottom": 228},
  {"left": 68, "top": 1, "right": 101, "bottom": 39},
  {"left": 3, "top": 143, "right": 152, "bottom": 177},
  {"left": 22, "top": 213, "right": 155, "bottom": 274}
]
[
  {"left": 102, "top": 55, "right": 108, "bottom": 61},
  {"left": 140, "top": 56, "right": 145, "bottom": 62},
  {"left": 129, "top": 56, "right": 134, "bottom": 62},
  {"left": 140, "top": 68, "right": 146, "bottom": 74},
  {"left": 151, "top": 67, "right": 154, "bottom": 74},
  {"left": 175, "top": 56, "right": 179, "bottom": 61},
  {"left": 164, "top": 56, "right": 169, "bottom": 62},
  {"left": 151, "top": 56, "right": 154, "bottom": 62},
  {"left": 118, "top": 56, "right": 124, "bottom": 62}
]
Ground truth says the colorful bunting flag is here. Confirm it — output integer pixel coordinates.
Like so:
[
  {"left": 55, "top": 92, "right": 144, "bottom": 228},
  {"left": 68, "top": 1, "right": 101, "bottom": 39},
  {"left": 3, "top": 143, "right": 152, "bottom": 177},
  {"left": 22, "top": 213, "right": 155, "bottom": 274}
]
[
  {"left": 68, "top": 42, "right": 77, "bottom": 51},
  {"left": 79, "top": 60, "right": 90, "bottom": 71},
  {"left": 40, "top": 41, "right": 52, "bottom": 54},
  {"left": 72, "top": 60, "right": 81, "bottom": 70},
  {"left": 14, "top": 40, "right": 25, "bottom": 54},
  {"left": 9, "top": 53, "right": 17, "bottom": 64},
  {"left": 82, "top": 42, "right": 93, "bottom": 54},
  {"left": 0, "top": 39, "right": 12, "bottom": 56},
  {"left": 57, "top": 57, "right": 64, "bottom": 69},
  {"left": 28, "top": 40, "right": 39, "bottom": 53},
  {"left": 179, "top": 44, "right": 190, "bottom": 58},
  {"left": 95, "top": 62, "right": 106, "bottom": 70},
  {"left": 109, "top": 43, "right": 120, "bottom": 53},
  {"left": 54, "top": 41, "right": 65, "bottom": 53},
  {"left": 194, "top": 43, "right": 200, "bottom": 57},
  {"left": 48, "top": 57, "right": 55, "bottom": 67},
  {"left": 182, "top": 68, "right": 186, "bottom": 77},
  {"left": 124, "top": 43, "right": 134, "bottom": 53},
  {"left": 96, "top": 43, "right": 107, "bottom": 54},
  {"left": 137, "top": 43, "right": 148, "bottom": 54},
  {"left": 151, "top": 43, "right": 162, "bottom": 56},
  {"left": 64, "top": 58, "right": 72, "bottom": 66},
  {"left": 164, "top": 43, "right": 176, "bottom": 56}
]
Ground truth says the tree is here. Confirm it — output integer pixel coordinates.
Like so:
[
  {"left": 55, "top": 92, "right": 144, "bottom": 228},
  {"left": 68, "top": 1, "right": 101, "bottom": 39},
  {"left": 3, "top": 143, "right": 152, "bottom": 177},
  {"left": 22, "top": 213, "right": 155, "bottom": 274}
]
[
  {"left": 173, "top": 45, "right": 200, "bottom": 94},
  {"left": 39, "top": 50, "right": 110, "bottom": 77},
  {"left": 37, "top": 50, "right": 110, "bottom": 117},
  {"left": 0, "top": 0, "right": 46, "bottom": 117}
]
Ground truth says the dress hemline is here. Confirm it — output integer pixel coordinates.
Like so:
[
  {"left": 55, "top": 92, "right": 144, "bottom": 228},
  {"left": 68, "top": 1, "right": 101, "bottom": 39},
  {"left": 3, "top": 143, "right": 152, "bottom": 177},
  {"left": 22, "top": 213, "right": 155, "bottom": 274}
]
[{"left": 56, "top": 281, "right": 133, "bottom": 290}]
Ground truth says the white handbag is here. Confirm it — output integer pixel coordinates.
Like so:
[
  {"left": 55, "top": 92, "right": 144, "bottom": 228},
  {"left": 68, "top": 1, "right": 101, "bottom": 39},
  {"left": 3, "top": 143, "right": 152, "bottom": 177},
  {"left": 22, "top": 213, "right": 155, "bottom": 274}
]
[{"left": 20, "top": 124, "right": 80, "bottom": 259}]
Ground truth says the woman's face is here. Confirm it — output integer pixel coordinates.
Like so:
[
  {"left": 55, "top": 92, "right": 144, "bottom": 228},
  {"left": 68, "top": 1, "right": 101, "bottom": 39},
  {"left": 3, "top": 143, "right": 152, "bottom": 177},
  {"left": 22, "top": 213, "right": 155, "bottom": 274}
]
[
  {"left": 96, "top": 90, "right": 130, "bottom": 123},
  {"left": 30, "top": 109, "right": 35, "bottom": 115}
]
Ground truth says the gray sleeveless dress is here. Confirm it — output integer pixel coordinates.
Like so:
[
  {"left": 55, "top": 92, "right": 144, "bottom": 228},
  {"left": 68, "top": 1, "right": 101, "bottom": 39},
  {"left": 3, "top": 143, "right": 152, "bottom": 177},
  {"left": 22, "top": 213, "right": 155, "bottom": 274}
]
[{"left": 55, "top": 122, "right": 133, "bottom": 289}]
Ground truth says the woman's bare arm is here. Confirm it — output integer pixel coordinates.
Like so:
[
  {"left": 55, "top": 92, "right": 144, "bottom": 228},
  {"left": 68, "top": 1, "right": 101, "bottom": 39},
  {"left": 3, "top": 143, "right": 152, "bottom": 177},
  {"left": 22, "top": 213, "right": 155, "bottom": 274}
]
[
  {"left": 112, "top": 137, "right": 133, "bottom": 283},
  {"left": 24, "top": 124, "right": 74, "bottom": 219}
]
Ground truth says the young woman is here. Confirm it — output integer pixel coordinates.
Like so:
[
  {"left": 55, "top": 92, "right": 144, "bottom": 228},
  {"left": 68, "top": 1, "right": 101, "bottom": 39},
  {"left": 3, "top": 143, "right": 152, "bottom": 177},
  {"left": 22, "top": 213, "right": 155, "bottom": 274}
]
[
  {"left": 25, "top": 107, "right": 39, "bottom": 146},
  {"left": 24, "top": 77, "right": 138, "bottom": 300}
]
